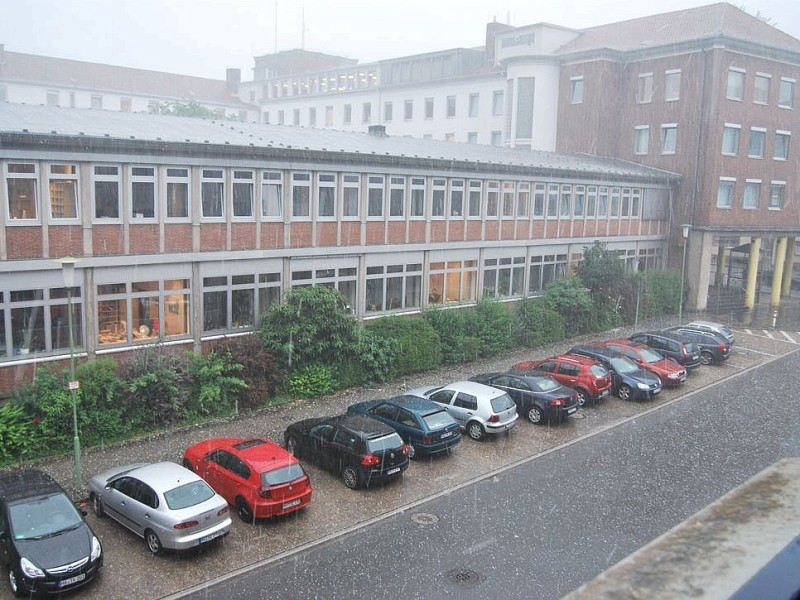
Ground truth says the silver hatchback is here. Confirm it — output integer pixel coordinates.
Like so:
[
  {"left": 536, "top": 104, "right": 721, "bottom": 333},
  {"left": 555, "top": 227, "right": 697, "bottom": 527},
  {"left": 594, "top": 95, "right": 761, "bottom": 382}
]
[
  {"left": 406, "top": 380, "right": 518, "bottom": 441},
  {"left": 88, "top": 462, "right": 231, "bottom": 555}
]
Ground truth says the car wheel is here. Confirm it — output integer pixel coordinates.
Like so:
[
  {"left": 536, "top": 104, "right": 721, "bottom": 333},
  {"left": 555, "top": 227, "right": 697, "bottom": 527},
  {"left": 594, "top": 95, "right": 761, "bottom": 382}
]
[
  {"left": 182, "top": 458, "right": 194, "bottom": 471},
  {"left": 617, "top": 384, "right": 633, "bottom": 401},
  {"left": 407, "top": 443, "right": 417, "bottom": 460},
  {"left": 236, "top": 497, "right": 255, "bottom": 524},
  {"left": 90, "top": 493, "right": 105, "bottom": 518},
  {"left": 145, "top": 529, "right": 164, "bottom": 556},
  {"left": 575, "top": 388, "right": 589, "bottom": 407},
  {"left": 342, "top": 466, "right": 360, "bottom": 490},
  {"left": 526, "top": 405, "right": 544, "bottom": 424},
  {"left": 700, "top": 350, "right": 714, "bottom": 365},
  {"left": 466, "top": 421, "right": 485, "bottom": 441},
  {"left": 8, "top": 567, "right": 25, "bottom": 597},
  {"left": 286, "top": 436, "right": 300, "bottom": 457}
]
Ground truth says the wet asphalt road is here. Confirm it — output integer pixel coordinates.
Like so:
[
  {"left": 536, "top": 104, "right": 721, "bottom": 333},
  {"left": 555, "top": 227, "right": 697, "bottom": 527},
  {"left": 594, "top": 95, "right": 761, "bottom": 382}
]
[{"left": 174, "top": 340, "right": 800, "bottom": 600}]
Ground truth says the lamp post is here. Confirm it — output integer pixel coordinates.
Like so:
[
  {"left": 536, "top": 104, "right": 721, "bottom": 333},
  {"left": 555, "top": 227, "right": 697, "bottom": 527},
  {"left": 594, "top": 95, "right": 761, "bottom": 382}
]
[
  {"left": 57, "top": 257, "right": 82, "bottom": 489},
  {"left": 678, "top": 224, "right": 691, "bottom": 324}
]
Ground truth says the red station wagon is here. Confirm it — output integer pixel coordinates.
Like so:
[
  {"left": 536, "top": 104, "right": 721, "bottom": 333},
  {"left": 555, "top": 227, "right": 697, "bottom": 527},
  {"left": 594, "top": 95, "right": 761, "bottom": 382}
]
[
  {"left": 513, "top": 354, "right": 613, "bottom": 406},
  {"left": 183, "top": 437, "right": 312, "bottom": 523},
  {"left": 596, "top": 339, "right": 687, "bottom": 387}
]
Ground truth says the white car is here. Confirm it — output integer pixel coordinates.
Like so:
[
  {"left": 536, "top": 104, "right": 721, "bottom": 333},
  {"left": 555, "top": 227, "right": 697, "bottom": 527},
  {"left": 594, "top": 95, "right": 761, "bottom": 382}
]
[
  {"left": 88, "top": 461, "right": 231, "bottom": 555},
  {"left": 406, "top": 380, "right": 518, "bottom": 441}
]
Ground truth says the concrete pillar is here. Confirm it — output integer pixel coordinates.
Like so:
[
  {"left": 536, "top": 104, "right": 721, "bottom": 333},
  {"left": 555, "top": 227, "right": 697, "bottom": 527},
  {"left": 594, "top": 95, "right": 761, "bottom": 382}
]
[
  {"left": 715, "top": 245, "right": 726, "bottom": 286},
  {"left": 685, "top": 229, "right": 713, "bottom": 312},
  {"left": 781, "top": 237, "right": 796, "bottom": 298},
  {"left": 770, "top": 237, "right": 787, "bottom": 307},
  {"left": 744, "top": 237, "right": 761, "bottom": 309}
]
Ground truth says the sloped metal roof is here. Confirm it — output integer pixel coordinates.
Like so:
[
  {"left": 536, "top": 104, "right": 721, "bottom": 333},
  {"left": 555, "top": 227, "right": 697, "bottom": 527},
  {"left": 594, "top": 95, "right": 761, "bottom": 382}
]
[{"left": 0, "top": 104, "right": 678, "bottom": 181}]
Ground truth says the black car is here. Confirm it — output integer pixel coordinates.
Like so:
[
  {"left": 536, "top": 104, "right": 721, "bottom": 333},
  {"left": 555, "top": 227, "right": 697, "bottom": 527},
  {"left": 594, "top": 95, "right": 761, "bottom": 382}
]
[
  {"left": 0, "top": 469, "right": 103, "bottom": 596},
  {"left": 662, "top": 326, "right": 732, "bottom": 365},
  {"left": 568, "top": 345, "right": 662, "bottom": 401},
  {"left": 283, "top": 415, "right": 410, "bottom": 490},
  {"left": 469, "top": 372, "right": 580, "bottom": 424},
  {"left": 628, "top": 331, "right": 703, "bottom": 370}
]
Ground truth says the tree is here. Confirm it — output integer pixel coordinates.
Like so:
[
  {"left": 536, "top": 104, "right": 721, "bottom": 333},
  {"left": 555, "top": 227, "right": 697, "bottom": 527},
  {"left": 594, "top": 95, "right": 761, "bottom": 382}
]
[
  {"left": 148, "top": 100, "right": 232, "bottom": 120},
  {"left": 544, "top": 277, "right": 594, "bottom": 336},
  {"left": 576, "top": 241, "right": 626, "bottom": 299}
]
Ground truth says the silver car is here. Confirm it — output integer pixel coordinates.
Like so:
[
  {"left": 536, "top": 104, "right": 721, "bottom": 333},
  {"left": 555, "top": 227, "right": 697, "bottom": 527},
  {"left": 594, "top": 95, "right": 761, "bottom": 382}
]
[
  {"left": 88, "top": 462, "right": 231, "bottom": 555},
  {"left": 406, "top": 380, "right": 518, "bottom": 441},
  {"left": 683, "top": 320, "right": 736, "bottom": 346}
]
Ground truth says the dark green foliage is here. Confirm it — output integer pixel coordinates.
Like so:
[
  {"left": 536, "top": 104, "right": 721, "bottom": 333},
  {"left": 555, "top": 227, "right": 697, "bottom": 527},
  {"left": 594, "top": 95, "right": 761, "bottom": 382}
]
[
  {"left": 367, "top": 316, "right": 442, "bottom": 377},
  {"left": 184, "top": 350, "right": 247, "bottom": 418},
  {"left": 586, "top": 294, "right": 624, "bottom": 332},
  {"left": 287, "top": 364, "right": 336, "bottom": 399},
  {"left": 216, "top": 335, "right": 283, "bottom": 408},
  {"left": 0, "top": 401, "right": 35, "bottom": 464},
  {"left": 644, "top": 269, "right": 682, "bottom": 317},
  {"left": 24, "top": 367, "right": 78, "bottom": 452},
  {"left": 423, "top": 307, "right": 473, "bottom": 364},
  {"left": 543, "top": 277, "right": 594, "bottom": 336},
  {"left": 148, "top": 100, "right": 229, "bottom": 119},
  {"left": 515, "top": 297, "right": 566, "bottom": 347},
  {"left": 352, "top": 328, "right": 396, "bottom": 385},
  {"left": 259, "top": 286, "right": 359, "bottom": 372},
  {"left": 577, "top": 241, "right": 626, "bottom": 299},
  {"left": 471, "top": 296, "right": 515, "bottom": 357},
  {"left": 73, "top": 359, "right": 127, "bottom": 444},
  {"left": 118, "top": 345, "right": 188, "bottom": 429}
]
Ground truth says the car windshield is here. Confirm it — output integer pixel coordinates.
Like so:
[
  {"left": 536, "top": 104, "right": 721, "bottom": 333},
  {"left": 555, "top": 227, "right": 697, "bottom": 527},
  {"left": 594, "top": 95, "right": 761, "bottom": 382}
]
[
  {"left": 163, "top": 480, "right": 216, "bottom": 510},
  {"left": 531, "top": 377, "right": 560, "bottom": 392},
  {"left": 422, "top": 409, "right": 455, "bottom": 430},
  {"left": 639, "top": 348, "right": 664, "bottom": 363},
  {"left": 490, "top": 392, "right": 516, "bottom": 412},
  {"left": 590, "top": 365, "right": 609, "bottom": 378},
  {"left": 366, "top": 432, "right": 404, "bottom": 453},
  {"left": 262, "top": 464, "right": 305, "bottom": 487},
  {"left": 8, "top": 493, "right": 83, "bottom": 540},
  {"left": 609, "top": 356, "right": 639, "bottom": 374}
]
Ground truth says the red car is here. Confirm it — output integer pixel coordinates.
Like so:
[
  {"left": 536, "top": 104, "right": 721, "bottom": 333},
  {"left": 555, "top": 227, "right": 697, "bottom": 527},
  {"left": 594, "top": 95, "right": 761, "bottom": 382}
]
[
  {"left": 513, "top": 354, "right": 613, "bottom": 406},
  {"left": 183, "top": 437, "right": 312, "bottom": 523},
  {"left": 597, "top": 339, "right": 687, "bottom": 386}
]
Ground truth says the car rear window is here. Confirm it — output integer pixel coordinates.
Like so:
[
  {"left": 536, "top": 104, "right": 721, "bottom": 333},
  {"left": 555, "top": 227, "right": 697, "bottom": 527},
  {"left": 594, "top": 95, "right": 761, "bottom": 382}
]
[
  {"left": 422, "top": 410, "right": 454, "bottom": 430},
  {"left": 589, "top": 365, "right": 608, "bottom": 378},
  {"left": 639, "top": 347, "right": 663, "bottom": 363},
  {"left": 164, "top": 480, "right": 216, "bottom": 510},
  {"left": 262, "top": 464, "right": 305, "bottom": 487},
  {"left": 366, "top": 432, "right": 404, "bottom": 453},
  {"left": 490, "top": 392, "right": 516, "bottom": 413},
  {"left": 610, "top": 356, "right": 638, "bottom": 373},
  {"left": 531, "top": 377, "right": 560, "bottom": 392}
]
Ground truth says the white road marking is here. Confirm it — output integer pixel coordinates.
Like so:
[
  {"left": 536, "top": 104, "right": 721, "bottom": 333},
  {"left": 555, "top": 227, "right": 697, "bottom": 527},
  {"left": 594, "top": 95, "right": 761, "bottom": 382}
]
[
  {"left": 745, "top": 329, "right": 754, "bottom": 335},
  {"left": 781, "top": 331, "right": 796, "bottom": 343},
  {"left": 764, "top": 330, "right": 775, "bottom": 339}
]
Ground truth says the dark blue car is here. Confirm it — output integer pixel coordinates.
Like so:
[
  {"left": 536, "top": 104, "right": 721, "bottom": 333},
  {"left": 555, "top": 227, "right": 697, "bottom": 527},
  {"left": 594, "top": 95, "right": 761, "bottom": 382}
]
[
  {"left": 568, "top": 345, "right": 662, "bottom": 401},
  {"left": 347, "top": 395, "right": 461, "bottom": 459}
]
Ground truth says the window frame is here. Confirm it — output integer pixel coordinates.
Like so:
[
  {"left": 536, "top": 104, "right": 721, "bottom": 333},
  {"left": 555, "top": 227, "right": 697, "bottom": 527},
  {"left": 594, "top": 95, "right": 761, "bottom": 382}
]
[
  {"left": 570, "top": 76, "right": 584, "bottom": 104},
  {"left": 130, "top": 165, "right": 157, "bottom": 221},
  {"left": 727, "top": 68, "right": 746, "bottom": 101},
  {"left": 92, "top": 164, "right": 121, "bottom": 221},
  {"left": 200, "top": 168, "right": 225, "bottom": 220},
  {"left": 5, "top": 162, "right": 39, "bottom": 223},
  {"left": 47, "top": 164, "right": 79, "bottom": 221}
]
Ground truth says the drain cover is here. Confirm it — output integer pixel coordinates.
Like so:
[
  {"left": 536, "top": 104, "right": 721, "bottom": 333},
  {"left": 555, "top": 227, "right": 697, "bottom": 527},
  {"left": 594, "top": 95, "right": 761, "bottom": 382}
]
[
  {"left": 410, "top": 512, "right": 439, "bottom": 525},
  {"left": 445, "top": 568, "right": 483, "bottom": 589}
]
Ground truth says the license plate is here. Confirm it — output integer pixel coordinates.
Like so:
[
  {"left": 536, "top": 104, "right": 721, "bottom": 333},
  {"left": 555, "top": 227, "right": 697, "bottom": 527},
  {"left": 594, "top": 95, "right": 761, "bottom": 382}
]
[
  {"left": 599, "top": 390, "right": 609, "bottom": 398},
  {"left": 199, "top": 530, "right": 224, "bottom": 545},
  {"left": 567, "top": 407, "right": 577, "bottom": 414},
  {"left": 58, "top": 574, "right": 85, "bottom": 588},
  {"left": 653, "top": 388, "right": 662, "bottom": 394},
  {"left": 385, "top": 467, "right": 401, "bottom": 475},
  {"left": 440, "top": 431, "right": 453, "bottom": 439},
  {"left": 282, "top": 499, "right": 301, "bottom": 510}
]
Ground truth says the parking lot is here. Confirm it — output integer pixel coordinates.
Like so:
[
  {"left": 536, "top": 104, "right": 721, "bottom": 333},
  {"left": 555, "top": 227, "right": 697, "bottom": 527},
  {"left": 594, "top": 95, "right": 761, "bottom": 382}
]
[{"left": 11, "top": 328, "right": 798, "bottom": 600}]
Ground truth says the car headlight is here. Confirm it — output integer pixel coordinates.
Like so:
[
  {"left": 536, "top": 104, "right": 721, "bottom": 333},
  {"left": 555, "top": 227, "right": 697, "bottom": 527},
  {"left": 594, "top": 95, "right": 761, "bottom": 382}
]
[
  {"left": 637, "top": 382, "right": 650, "bottom": 390},
  {"left": 91, "top": 535, "right": 102, "bottom": 561},
  {"left": 20, "top": 557, "right": 45, "bottom": 579}
]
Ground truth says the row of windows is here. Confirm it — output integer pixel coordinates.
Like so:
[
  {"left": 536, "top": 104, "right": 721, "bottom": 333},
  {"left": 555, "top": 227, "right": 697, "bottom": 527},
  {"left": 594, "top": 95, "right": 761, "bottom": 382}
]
[
  {"left": 716, "top": 178, "right": 787, "bottom": 210},
  {"left": 726, "top": 68, "right": 795, "bottom": 108},
  {"left": 721, "top": 124, "right": 790, "bottom": 159},
  {"left": 633, "top": 124, "right": 679, "bottom": 155},
  {"left": 3, "top": 163, "right": 647, "bottom": 224},
  {"left": 570, "top": 69, "right": 682, "bottom": 105},
  {"left": 263, "top": 67, "right": 380, "bottom": 99}
]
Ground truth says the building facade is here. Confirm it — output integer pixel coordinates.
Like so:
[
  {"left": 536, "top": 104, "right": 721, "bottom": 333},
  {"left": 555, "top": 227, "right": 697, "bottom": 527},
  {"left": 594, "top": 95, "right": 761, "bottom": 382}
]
[{"left": 0, "top": 104, "right": 676, "bottom": 393}]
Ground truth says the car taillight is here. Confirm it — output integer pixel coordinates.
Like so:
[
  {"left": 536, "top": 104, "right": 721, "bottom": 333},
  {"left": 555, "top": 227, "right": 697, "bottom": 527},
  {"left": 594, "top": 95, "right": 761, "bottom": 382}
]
[
  {"left": 258, "top": 487, "right": 272, "bottom": 499},
  {"left": 361, "top": 454, "right": 381, "bottom": 466},
  {"left": 401, "top": 444, "right": 410, "bottom": 455},
  {"left": 174, "top": 520, "right": 199, "bottom": 530},
  {"left": 550, "top": 398, "right": 566, "bottom": 407},
  {"left": 487, "top": 414, "right": 500, "bottom": 423},
  {"left": 422, "top": 436, "right": 432, "bottom": 444},
  {"left": 218, "top": 506, "right": 229, "bottom": 516},
  {"left": 682, "top": 346, "right": 689, "bottom": 356},
  {"left": 719, "top": 344, "right": 727, "bottom": 351}
]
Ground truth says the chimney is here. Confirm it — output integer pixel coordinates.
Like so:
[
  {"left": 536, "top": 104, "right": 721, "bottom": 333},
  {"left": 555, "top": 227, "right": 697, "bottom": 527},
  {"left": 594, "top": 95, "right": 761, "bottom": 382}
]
[
  {"left": 225, "top": 68, "right": 241, "bottom": 92},
  {"left": 368, "top": 124, "right": 387, "bottom": 137}
]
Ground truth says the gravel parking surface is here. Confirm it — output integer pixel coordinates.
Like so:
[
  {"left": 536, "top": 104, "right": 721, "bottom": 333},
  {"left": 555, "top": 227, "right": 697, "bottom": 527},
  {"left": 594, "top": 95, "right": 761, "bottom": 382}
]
[{"left": 6, "top": 319, "right": 795, "bottom": 600}]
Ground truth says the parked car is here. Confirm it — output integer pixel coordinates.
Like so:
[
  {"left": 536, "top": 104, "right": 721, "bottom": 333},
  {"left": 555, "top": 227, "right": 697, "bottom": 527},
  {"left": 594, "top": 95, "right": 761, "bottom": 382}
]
[
  {"left": 568, "top": 345, "right": 662, "bottom": 401},
  {"left": 346, "top": 395, "right": 461, "bottom": 459},
  {"left": 663, "top": 326, "right": 732, "bottom": 365},
  {"left": 0, "top": 469, "right": 103, "bottom": 596},
  {"left": 628, "top": 331, "right": 703, "bottom": 370},
  {"left": 513, "top": 354, "right": 614, "bottom": 406},
  {"left": 283, "top": 415, "right": 409, "bottom": 490},
  {"left": 682, "top": 320, "right": 736, "bottom": 346},
  {"left": 469, "top": 372, "right": 580, "bottom": 424},
  {"left": 596, "top": 339, "right": 687, "bottom": 386},
  {"left": 406, "top": 381, "right": 518, "bottom": 441},
  {"left": 183, "top": 437, "right": 312, "bottom": 523},
  {"left": 88, "top": 462, "right": 231, "bottom": 555}
]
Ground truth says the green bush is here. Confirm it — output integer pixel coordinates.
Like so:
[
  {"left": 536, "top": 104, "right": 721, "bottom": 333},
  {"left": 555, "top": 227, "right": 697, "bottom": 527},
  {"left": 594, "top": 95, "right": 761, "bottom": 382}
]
[
  {"left": 0, "top": 401, "right": 35, "bottom": 465},
  {"left": 216, "top": 335, "right": 283, "bottom": 408},
  {"left": 471, "top": 296, "right": 515, "bottom": 357},
  {"left": 185, "top": 350, "right": 247, "bottom": 418},
  {"left": 119, "top": 345, "right": 188, "bottom": 429},
  {"left": 644, "top": 269, "right": 682, "bottom": 317},
  {"left": 74, "top": 359, "right": 127, "bottom": 445},
  {"left": 367, "top": 316, "right": 442, "bottom": 377},
  {"left": 352, "top": 328, "right": 396, "bottom": 385},
  {"left": 287, "top": 364, "right": 336, "bottom": 399},
  {"left": 544, "top": 277, "right": 594, "bottom": 337},
  {"left": 423, "top": 307, "right": 471, "bottom": 364},
  {"left": 515, "top": 297, "right": 566, "bottom": 347}
]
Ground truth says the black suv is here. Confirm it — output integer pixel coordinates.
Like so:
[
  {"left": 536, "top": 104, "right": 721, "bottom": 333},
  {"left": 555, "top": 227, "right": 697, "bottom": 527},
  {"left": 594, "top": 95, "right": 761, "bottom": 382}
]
[
  {"left": 662, "top": 326, "right": 731, "bottom": 365},
  {"left": 628, "top": 331, "right": 703, "bottom": 370},
  {"left": 568, "top": 345, "right": 662, "bottom": 401},
  {"left": 0, "top": 469, "right": 103, "bottom": 596},
  {"left": 284, "top": 414, "right": 410, "bottom": 489}
]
